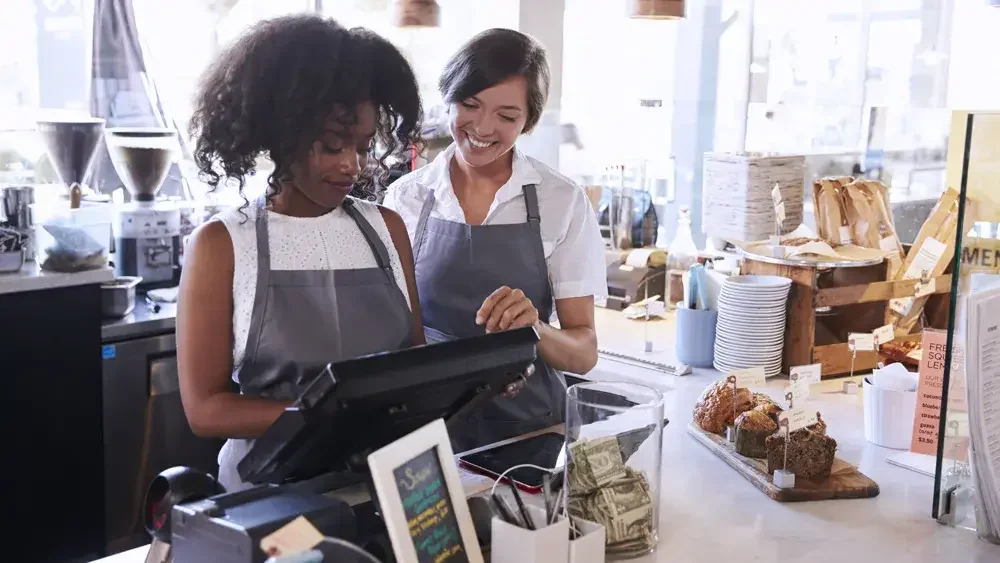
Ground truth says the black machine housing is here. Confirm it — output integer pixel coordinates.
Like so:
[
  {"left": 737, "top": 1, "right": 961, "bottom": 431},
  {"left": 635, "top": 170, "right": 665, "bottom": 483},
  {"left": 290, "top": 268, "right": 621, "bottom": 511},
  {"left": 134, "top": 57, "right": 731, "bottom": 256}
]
[{"left": 152, "top": 327, "right": 540, "bottom": 563}]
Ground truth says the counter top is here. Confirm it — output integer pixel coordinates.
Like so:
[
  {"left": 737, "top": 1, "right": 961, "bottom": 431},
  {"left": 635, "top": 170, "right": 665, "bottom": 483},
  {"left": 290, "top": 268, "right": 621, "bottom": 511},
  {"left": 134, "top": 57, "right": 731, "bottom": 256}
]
[
  {"left": 91, "top": 308, "right": 1000, "bottom": 563},
  {"left": 0, "top": 261, "right": 113, "bottom": 295},
  {"left": 102, "top": 299, "right": 176, "bottom": 342}
]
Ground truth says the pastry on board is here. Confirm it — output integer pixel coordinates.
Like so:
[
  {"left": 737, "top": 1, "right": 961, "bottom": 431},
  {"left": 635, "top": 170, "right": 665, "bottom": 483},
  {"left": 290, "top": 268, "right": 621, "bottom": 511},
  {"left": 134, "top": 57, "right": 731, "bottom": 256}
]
[
  {"left": 734, "top": 409, "right": 778, "bottom": 458},
  {"left": 765, "top": 416, "right": 837, "bottom": 480},
  {"left": 693, "top": 380, "right": 754, "bottom": 434}
]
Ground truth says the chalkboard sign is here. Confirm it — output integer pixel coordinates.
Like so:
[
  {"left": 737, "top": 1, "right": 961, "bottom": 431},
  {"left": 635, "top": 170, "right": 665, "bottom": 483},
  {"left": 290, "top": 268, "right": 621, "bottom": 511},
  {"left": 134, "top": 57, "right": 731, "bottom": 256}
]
[
  {"left": 393, "top": 447, "right": 468, "bottom": 563},
  {"left": 368, "top": 419, "right": 484, "bottom": 563}
]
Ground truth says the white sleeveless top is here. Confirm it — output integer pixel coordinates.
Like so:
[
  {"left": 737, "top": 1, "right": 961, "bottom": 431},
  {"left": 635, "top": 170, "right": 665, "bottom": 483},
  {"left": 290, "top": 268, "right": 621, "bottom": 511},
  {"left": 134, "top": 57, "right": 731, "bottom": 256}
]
[{"left": 215, "top": 197, "right": 411, "bottom": 372}]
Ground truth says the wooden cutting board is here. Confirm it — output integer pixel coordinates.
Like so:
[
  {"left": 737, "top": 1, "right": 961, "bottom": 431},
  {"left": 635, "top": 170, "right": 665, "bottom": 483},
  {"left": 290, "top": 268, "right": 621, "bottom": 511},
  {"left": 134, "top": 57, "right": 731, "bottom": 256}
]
[{"left": 687, "top": 422, "right": 880, "bottom": 502}]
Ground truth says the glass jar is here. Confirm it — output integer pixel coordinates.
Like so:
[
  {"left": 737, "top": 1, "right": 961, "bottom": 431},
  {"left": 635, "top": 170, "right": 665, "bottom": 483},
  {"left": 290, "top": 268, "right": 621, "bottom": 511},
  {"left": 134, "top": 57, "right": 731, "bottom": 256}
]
[{"left": 564, "top": 382, "right": 664, "bottom": 560}]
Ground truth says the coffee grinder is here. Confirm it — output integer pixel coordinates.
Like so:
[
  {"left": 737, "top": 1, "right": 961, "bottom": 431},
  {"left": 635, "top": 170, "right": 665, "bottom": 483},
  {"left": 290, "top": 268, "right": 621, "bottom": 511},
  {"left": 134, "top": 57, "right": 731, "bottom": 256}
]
[{"left": 105, "top": 128, "right": 182, "bottom": 289}]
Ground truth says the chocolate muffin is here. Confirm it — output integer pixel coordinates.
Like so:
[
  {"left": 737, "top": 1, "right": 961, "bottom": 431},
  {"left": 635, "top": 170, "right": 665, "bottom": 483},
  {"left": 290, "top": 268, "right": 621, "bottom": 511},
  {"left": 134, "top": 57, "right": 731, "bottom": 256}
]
[
  {"left": 765, "top": 426, "right": 837, "bottom": 480},
  {"left": 693, "top": 380, "right": 754, "bottom": 434},
  {"left": 734, "top": 409, "right": 778, "bottom": 458}
]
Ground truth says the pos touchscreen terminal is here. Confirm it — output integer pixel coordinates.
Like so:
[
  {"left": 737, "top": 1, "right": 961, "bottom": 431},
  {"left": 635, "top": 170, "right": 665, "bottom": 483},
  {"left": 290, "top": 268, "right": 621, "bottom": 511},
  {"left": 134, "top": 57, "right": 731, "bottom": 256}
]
[{"left": 237, "top": 325, "right": 540, "bottom": 485}]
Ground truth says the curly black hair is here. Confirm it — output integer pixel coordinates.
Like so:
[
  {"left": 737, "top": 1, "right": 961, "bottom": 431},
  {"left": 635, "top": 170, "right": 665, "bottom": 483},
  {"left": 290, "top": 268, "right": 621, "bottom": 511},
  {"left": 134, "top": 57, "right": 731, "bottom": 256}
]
[{"left": 188, "top": 14, "right": 422, "bottom": 210}]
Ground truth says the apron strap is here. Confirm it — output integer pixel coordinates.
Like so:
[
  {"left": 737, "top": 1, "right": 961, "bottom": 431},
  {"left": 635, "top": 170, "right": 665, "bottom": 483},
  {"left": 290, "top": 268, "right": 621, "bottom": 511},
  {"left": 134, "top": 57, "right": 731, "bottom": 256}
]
[
  {"left": 341, "top": 198, "right": 395, "bottom": 280},
  {"left": 412, "top": 188, "right": 436, "bottom": 262},
  {"left": 246, "top": 194, "right": 272, "bottom": 363},
  {"left": 521, "top": 184, "right": 551, "bottom": 315}
]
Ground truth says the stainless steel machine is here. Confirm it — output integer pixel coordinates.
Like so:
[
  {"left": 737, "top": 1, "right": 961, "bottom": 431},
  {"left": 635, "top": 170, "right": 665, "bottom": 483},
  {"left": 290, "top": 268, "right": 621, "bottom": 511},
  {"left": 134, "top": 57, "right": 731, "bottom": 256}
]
[{"left": 106, "top": 128, "right": 182, "bottom": 289}]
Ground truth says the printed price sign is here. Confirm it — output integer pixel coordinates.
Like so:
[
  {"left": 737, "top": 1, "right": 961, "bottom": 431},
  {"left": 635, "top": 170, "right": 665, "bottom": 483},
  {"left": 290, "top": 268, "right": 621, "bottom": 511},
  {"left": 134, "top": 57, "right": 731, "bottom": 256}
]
[
  {"left": 889, "top": 297, "right": 913, "bottom": 316},
  {"left": 790, "top": 363, "right": 822, "bottom": 385},
  {"left": 785, "top": 380, "right": 810, "bottom": 400},
  {"left": 914, "top": 277, "right": 937, "bottom": 298},
  {"left": 779, "top": 408, "right": 817, "bottom": 432},
  {"left": 771, "top": 183, "right": 782, "bottom": 207},
  {"left": 775, "top": 202, "right": 786, "bottom": 222},
  {"left": 645, "top": 300, "right": 666, "bottom": 316},
  {"left": 730, "top": 367, "right": 766, "bottom": 388},
  {"left": 848, "top": 332, "right": 875, "bottom": 352},
  {"left": 873, "top": 324, "right": 896, "bottom": 346}
]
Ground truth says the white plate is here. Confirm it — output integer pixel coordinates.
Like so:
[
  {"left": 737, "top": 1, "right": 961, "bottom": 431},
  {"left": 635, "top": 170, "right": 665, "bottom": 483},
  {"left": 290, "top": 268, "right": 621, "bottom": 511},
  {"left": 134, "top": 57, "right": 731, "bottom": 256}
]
[{"left": 724, "top": 275, "right": 794, "bottom": 290}]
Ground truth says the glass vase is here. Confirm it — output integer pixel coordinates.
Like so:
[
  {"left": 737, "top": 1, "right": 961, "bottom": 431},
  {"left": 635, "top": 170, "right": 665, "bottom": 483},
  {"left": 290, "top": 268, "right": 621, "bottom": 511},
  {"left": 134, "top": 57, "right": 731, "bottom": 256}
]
[{"left": 564, "top": 381, "right": 664, "bottom": 560}]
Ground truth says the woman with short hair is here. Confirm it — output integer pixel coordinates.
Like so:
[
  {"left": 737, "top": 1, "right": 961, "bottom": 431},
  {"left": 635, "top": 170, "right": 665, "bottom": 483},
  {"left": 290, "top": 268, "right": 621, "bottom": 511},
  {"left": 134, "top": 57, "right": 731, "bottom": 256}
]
[{"left": 383, "top": 28, "right": 607, "bottom": 451}]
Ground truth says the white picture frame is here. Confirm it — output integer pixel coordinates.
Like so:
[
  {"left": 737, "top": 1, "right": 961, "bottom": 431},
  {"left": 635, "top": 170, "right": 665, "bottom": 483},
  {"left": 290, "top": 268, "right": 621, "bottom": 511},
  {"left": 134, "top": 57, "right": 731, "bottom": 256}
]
[{"left": 367, "top": 418, "right": 484, "bottom": 563}]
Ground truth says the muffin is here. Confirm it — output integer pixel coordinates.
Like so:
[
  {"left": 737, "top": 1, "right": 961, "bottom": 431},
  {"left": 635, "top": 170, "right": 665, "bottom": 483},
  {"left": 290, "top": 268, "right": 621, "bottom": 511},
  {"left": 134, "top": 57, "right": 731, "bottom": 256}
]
[
  {"left": 765, "top": 425, "right": 837, "bottom": 480},
  {"left": 693, "top": 380, "right": 754, "bottom": 434},
  {"left": 734, "top": 409, "right": 778, "bottom": 458}
]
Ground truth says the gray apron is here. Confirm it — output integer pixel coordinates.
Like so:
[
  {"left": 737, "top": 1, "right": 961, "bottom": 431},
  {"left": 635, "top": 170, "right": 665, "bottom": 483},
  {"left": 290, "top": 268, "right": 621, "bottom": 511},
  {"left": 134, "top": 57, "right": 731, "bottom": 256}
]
[
  {"left": 217, "top": 196, "right": 413, "bottom": 491},
  {"left": 412, "top": 184, "right": 565, "bottom": 452}
]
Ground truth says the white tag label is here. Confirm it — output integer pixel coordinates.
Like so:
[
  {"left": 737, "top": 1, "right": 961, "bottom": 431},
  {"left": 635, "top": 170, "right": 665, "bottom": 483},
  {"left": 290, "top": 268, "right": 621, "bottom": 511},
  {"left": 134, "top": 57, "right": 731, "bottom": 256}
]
[
  {"left": 879, "top": 236, "right": 898, "bottom": 252},
  {"left": 785, "top": 380, "right": 810, "bottom": 400},
  {"left": 775, "top": 201, "right": 786, "bottom": 222},
  {"left": 848, "top": 332, "right": 875, "bottom": 352},
  {"left": 730, "top": 366, "right": 767, "bottom": 388},
  {"left": 646, "top": 300, "right": 666, "bottom": 316},
  {"left": 260, "top": 516, "right": 324, "bottom": 558},
  {"left": 771, "top": 183, "right": 782, "bottom": 207},
  {"left": 889, "top": 297, "right": 914, "bottom": 316},
  {"left": 780, "top": 408, "right": 818, "bottom": 432},
  {"left": 914, "top": 277, "right": 937, "bottom": 298},
  {"left": 839, "top": 226, "right": 853, "bottom": 245},
  {"left": 618, "top": 264, "right": 635, "bottom": 272},
  {"left": 903, "top": 237, "right": 946, "bottom": 280},
  {"left": 873, "top": 324, "right": 896, "bottom": 346},
  {"left": 790, "top": 363, "right": 822, "bottom": 385}
]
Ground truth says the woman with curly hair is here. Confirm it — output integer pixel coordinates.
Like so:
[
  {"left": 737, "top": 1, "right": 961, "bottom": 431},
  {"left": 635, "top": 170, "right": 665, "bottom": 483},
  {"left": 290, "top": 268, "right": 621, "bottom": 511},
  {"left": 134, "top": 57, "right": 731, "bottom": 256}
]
[{"left": 176, "top": 14, "right": 424, "bottom": 491}]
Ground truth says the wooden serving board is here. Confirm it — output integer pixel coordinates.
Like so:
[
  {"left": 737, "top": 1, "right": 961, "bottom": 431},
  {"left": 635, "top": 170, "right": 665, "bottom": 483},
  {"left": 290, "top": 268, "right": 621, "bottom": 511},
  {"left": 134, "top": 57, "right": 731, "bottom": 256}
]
[{"left": 687, "top": 422, "right": 880, "bottom": 502}]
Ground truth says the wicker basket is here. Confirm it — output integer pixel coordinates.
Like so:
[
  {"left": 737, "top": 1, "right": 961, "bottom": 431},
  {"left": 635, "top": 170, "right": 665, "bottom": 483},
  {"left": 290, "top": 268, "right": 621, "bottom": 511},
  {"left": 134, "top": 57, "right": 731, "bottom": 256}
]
[{"left": 702, "top": 152, "right": 806, "bottom": 243}]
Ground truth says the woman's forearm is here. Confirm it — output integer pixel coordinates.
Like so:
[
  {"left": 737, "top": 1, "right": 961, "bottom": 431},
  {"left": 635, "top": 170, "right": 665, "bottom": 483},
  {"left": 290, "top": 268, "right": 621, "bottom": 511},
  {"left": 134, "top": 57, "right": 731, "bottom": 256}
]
[
  {"left": 187, "top": 392, "right": 292, "bottom": 439},
  {"left": 535, "top": 322, "right": 598, "bottom": 375}
]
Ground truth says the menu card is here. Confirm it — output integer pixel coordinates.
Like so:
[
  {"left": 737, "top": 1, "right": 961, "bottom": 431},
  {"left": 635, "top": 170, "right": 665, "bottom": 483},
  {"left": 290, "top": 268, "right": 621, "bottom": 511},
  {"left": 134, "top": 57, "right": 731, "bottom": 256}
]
[
  {"left": 965, "top": 287, "right": 1000, "bottom": 538},
  {"left": 394, "top": 447, "right": 469, "bottom": 563}
]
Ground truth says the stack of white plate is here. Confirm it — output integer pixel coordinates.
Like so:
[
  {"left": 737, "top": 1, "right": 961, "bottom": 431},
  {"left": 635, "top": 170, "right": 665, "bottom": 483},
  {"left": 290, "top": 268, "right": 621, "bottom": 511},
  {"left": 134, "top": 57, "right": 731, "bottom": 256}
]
[{"left": 713, "top": 275, "right": 793, "bottom": 378}]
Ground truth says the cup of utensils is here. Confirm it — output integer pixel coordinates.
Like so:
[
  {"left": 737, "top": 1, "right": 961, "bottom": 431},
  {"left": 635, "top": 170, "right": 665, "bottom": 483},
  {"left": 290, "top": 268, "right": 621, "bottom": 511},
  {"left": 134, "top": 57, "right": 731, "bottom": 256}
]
[
  {"left": 486, "top": 472, "right": 605, "bottom": 563},
  {"left": 0, "top": 226, "right": 28, "bottom": 273}
]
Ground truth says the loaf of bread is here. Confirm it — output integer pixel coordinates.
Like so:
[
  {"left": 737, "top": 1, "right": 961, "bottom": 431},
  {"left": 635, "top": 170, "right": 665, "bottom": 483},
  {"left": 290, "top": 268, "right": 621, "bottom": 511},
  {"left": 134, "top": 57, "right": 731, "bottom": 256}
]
[
  {"left": 693, "top": 380, "right": 754, "bottom": 434},
  {"left": 765, "top": 424, "right": 837, "bottom": 480},
  {"left": 734, "top": 409, "right": 777, "bottom": 458}
]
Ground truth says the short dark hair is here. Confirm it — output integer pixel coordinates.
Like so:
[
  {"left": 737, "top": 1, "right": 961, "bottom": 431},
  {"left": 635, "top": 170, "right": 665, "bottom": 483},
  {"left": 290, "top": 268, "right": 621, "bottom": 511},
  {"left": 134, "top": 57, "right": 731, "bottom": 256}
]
[
  {"left": 438, "top": 28, "right": 550, "bottom": 133},
  {"left": 189, "top": 14, "right": 422, "bottom": 209}
]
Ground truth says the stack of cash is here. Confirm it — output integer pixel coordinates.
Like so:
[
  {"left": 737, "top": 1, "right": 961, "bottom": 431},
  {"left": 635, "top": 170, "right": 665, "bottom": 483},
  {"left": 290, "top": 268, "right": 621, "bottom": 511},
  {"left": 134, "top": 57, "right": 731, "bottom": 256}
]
[{"left": 567, "top": 436, "right": 656, "bottom": 557}]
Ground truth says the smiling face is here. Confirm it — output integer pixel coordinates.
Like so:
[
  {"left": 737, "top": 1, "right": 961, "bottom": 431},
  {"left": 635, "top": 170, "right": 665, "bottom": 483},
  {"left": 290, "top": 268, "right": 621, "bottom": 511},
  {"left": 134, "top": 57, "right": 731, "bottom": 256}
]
[
  {"left": 448, "top": 76, "right": 529, "bottom": 169},
  {"left": 288, "top": 101, "right": 377, "bottom": 209}
]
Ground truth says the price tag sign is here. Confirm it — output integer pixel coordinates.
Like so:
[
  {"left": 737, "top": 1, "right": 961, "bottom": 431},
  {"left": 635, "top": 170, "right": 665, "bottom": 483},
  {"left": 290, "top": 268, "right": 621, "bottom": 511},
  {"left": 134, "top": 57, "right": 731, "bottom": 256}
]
[
  {"left": 873, "top": 324, "right": 896, "bottom": 346},
  {"left": 848, "top": 332, "right": 875, "bottom": 352},
  {"left": 775, "top": 201, "right": 787, "bottom": 222},
  {"left": 914, "top": 277, "right": 937, "bottom": 298},
  {"left": 645, "top": 300, "right": 666, "bottom": 316},
  {"left": 771, "top": 183, "right": 782, "bottom": 207},
  {"left": 889, "top": 297, "right": 913, "bottom": 316},
  {"left": 790, "top": 363, "right": 822, "bottom": 385},
  {"left": 785, "top": 380, "right": 810, "bottom": 400},
  {"left": 779, "top": 408, "right": 817, "bottom": 432},
  {"left": 730, "top": 366, "right": 766, "bottom": 388}
]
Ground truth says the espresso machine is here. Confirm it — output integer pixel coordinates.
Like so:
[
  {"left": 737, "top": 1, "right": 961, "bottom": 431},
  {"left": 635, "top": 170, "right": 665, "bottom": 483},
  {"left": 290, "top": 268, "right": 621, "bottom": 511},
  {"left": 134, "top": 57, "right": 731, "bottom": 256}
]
[{"left": 105, "top": 128, "right": 182, "bottom": 289}]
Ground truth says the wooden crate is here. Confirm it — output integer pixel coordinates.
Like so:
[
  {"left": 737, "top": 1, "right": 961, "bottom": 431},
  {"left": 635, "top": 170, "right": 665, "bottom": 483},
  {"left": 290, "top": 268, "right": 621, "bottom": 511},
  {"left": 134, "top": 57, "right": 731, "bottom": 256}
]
[{"left": 740, "top": 256, "right": 951, "bottom": 378}]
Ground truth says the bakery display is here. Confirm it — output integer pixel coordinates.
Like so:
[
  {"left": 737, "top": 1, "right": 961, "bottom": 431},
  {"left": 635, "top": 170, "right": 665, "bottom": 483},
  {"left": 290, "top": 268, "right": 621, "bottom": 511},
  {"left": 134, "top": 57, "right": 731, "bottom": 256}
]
[
  {"left": 765, "top": 418, "right": 837, "bottom": 480},
  {"left": 693, "top": 380, "right": 754, "bottom": 434},
  {"left": 734, "top": 409, "right": 777, "bottom": 458}
]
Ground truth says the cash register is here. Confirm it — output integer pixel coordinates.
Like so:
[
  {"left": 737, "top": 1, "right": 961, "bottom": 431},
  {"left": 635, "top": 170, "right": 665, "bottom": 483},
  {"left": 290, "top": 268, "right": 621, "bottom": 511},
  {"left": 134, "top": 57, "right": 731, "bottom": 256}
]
[{"left": 142, "top": 327, "right": 539, "bottom": 563}]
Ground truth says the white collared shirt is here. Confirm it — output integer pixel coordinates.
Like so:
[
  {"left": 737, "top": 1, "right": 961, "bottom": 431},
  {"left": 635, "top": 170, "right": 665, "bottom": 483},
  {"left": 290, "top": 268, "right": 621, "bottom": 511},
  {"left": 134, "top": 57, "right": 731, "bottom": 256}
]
[{"left": 383, "top": 143, "right": 608, "bottom": 300}]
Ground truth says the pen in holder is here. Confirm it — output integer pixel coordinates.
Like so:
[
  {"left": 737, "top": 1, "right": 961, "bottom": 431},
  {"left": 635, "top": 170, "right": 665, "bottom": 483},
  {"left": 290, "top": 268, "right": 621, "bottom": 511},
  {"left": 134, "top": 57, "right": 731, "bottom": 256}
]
[{"left": 488, "top": 464, "right": 606, "bottom": 563}]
